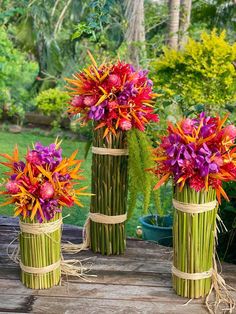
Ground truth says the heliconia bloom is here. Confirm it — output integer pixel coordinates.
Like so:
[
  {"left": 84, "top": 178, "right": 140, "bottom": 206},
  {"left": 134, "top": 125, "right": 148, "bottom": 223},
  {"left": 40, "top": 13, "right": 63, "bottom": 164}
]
[
  {"left": 151, "top": 113, "right": 236, "bottom": 203},
  {"left": 0, "top": 141, "right": 89, "bottom": 222},
  {"left": 65, "top": 52, "right": 159, "bottom": 136},
  {"left": 40, "top": 182, "right": 54, "bottom": 200}
]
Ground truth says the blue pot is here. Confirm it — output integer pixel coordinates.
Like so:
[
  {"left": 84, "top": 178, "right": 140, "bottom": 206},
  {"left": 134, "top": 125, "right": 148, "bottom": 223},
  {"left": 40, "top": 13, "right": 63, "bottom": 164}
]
[{"left": 139, "top": 214, "right": 173, "bottom": 247}]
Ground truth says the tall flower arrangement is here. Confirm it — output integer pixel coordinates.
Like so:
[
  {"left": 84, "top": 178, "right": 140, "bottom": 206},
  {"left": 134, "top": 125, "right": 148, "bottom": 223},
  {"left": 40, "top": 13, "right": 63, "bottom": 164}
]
[
  {"left": 151, "top": 113, "right": 236, "bottom": 304},
  {"left": 0, "top": 141, "right": 88, "bottom": 289},
  {"left": 66, "top": 52, "right": 158, "bottom": 255}
]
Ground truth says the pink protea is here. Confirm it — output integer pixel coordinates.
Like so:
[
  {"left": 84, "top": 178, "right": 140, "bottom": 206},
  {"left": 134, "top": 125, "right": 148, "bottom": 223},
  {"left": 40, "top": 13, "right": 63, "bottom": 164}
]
[
  {"left": 72, "top": 95, "right": 84, "bottom": 107},
  {"left": 107, "top": 74, "right": 121, "bottom": 88},
  {"left": 40, "top": 182, "right": 54, "bottom": 200},
  {"left": 119, "top": 118, "right": 132, "bottom": 131},
  {"left": 224, "top": 125, "right": 236, "bottom": 140},
  {"left": 6, "top": 181, "right": 20, "bottom": 194},
  {"left": 83, "top": 95, "right": 97, "bottom": 106},
  {"left": 26, "top": 151, "right": 41, "bottom": 165},
  {"left": 181, "top": 118, "right": 195, "bottom": 134}
]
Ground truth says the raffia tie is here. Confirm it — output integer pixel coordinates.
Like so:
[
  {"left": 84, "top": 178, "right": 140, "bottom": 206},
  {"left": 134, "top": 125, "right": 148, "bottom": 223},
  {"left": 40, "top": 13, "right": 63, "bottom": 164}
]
[
  {"left": 20, "top": 259, "right": 61, "bottom": 275},
  {"left": 19, "top": 217, "right": 63, "bottom": 234},
  {"left": 172, "top": 198, "right": 235, "bottom": 313},
  {"left": 172, "top": 199, "right": 217, "bottom": 214},
  {"left": 62, "top": 212, "right": 127, "bottom": 253},
  {"left": 172, "top": 266, "right": 213, "bottom": 280},
  {"left": 92, "top": 146, "right": 129, "bottom": 156}
]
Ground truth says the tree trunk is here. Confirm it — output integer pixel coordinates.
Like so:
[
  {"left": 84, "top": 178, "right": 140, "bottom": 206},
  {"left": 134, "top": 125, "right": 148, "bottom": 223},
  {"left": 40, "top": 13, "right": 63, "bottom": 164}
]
[
  {"left": 124, "top": 0, "right": 146, "bottom": 69},
  {"left": 179, "top": 0, "right": 192, "bottom": 49},
  {"left": 167, "top": 0, "right": 180, "bottom": 50}
]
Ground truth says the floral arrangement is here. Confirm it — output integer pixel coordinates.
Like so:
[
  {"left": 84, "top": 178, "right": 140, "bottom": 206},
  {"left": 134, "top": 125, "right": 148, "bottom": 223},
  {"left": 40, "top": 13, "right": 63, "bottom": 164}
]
[
  {"left": 66, "top": 52, "right": 158, "bottom": 136},
  {"left": 0, "top": 141, "right": 87, "bottom": 222},
  {"left": 0, "top": 141, "right": 88, "bottom": 289},
  {"left": 65, "top": 53, "right": 158, "bottom": 255},
  {"left": 152, "top": 113, "right": 236, "bottom": 202},
  {"left": 151, "top": 113, "right": 236, "bottom": 304}
]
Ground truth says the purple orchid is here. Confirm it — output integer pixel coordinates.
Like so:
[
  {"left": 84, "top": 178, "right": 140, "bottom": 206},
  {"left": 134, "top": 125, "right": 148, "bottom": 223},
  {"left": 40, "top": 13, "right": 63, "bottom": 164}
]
[
  {"left": 33, "top": 142, "right": 62, "bottom": 170},
  {"left": 195, "top": 143, "right": 220, "bottom": 177},
  {"left": 117, "top": 82, "right": 138, "bottom": 105},
  {"left": 38, "top": 199, "right": 61, "bottom": 222},
  {"left": 53, "top": 172, "right": 71, "bottom": 182},
  {"left": 13, "top": 161, "right": 25, "bottom": 172},
  {"left": 88, "top": 105, "right": 105, "bottom": 121}
]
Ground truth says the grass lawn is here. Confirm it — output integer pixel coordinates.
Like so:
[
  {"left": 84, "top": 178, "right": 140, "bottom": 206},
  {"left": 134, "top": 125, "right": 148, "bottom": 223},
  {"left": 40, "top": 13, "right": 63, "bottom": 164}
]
[{"left": 0, "top": 130, "right": 143, "bottom": 237}]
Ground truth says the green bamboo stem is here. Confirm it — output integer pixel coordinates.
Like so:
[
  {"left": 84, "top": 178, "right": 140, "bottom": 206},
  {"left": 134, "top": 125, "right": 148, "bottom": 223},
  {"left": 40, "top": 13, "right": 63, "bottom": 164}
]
[
  {"left": 90, "top": 127, "right": 128, "bottom": 255},
  {"left": 20, "top": 212, "right": 61, "bottom": 289},
  {"left": 173, "top": 185, "right": 217, "bottom": 298}
]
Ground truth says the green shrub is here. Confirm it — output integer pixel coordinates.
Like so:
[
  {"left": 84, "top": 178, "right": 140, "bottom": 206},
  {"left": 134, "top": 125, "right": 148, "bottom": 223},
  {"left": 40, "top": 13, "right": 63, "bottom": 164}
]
[
  {"left": 151, "top": 30, "right": 236, "bottom": 115},
  {"left": 35, "top": 89, "right": 70, "bottom": 126},
  {"left": 0, "top": 26, "right": 38, "bottom": 123}
]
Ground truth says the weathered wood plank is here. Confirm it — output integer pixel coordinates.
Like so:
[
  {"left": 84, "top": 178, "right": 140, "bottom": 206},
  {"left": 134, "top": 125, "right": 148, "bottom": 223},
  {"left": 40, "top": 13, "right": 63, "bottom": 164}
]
[
  {"left": 0, "top": 293, "right": 210, "bottom": 314},
  {"left": 1, "top": 278, "right": 235, "bottom": 302}
]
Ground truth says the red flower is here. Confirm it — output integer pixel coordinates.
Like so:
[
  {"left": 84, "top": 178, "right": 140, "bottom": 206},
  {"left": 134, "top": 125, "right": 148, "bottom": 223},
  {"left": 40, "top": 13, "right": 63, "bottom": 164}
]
[
  {"left": 59, "top": 195, "right": 74, "bottom": 207},
  {"left": 189, "top": 175, "right": 205, "bottom": 192},
  {"left": 146, "top": 113, "right": 159, "bottom": 123}
]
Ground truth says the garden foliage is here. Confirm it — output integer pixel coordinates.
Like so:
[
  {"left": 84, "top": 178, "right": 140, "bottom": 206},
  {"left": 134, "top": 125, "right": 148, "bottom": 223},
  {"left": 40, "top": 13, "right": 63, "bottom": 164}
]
[
  {"left": 152, "top": 30, "right": 236, "bottom": 115},
  {"left": 35, "top": 89, "right": 70, "bottom": 126},
  {"left": 0, "top": 26, "right": 38, "bottom": 122}
]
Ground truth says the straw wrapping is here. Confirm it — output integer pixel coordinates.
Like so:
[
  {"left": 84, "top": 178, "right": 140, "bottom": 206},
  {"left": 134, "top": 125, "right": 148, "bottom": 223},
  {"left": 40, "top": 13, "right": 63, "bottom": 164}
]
[
  {"left": 19, "top": 218, "right": 62, "bottom": 234},
  {"left": 92, "top": 146, "right": 129, "bottom": 156},
  {"left": 89, "top": 212, "right": 127, "bottom": 224},
  {"left": 20, "top": 259, "right": 61, "bottom": 275},
  {"left": 172, "top": 199, "right": 217, "bottom": 214},
  {"left": 172, "top": 266, "right": 213, "bottom": 280}
]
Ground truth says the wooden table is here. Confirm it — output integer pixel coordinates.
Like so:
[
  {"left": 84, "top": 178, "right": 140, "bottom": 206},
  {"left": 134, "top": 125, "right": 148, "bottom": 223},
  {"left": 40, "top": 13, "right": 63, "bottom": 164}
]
[{"left": 0, "top": 216, "right": 235, "bottom": 314}]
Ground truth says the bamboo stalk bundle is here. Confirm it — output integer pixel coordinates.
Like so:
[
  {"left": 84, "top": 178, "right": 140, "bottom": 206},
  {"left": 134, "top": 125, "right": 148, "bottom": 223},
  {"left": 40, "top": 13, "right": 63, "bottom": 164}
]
[
  {"left": 90, "top": 127, "right": 128, "bottom": 255},
  {"left": 172, "top": 185, "right": 217, "bottom": 298},
  {"left": 20, "top": 212, "right": 61, "bottom": 289}
]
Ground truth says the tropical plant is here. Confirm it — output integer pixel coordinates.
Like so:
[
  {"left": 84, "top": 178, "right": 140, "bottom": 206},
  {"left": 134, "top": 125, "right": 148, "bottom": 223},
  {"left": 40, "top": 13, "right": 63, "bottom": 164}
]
[
  {"left": 0, "top": 25, "right": 38, "bottom": 123},
  {"left": 35, "top": 89, "right": 70, "bottom": 126},
  {"left": 151, "top": 30, "right": 236, "bottom": 115}
]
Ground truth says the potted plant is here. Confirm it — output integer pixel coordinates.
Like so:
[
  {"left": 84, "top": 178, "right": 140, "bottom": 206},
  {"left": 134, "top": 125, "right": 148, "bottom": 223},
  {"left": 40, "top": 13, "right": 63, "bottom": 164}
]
[{"left": 138, "top": 184, "right": 173, "bottom": 247}]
